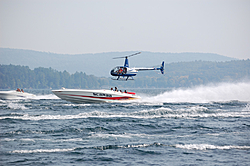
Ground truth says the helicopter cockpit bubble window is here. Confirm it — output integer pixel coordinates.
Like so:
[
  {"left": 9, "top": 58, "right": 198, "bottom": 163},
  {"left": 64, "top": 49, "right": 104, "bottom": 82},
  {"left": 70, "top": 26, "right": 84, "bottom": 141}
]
[
  {"left": 111, "top": 67, "right": 120, "bottom": 73},
  {"left": 111, "top": 67, "right": 127, "bottom": 74}
]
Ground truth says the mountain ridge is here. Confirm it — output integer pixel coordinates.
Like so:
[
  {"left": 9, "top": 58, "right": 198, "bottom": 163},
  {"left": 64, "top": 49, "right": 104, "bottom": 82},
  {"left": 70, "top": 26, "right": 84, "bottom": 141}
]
[{"left": 0, "top": 48, "right": 237, "bottom": 77}]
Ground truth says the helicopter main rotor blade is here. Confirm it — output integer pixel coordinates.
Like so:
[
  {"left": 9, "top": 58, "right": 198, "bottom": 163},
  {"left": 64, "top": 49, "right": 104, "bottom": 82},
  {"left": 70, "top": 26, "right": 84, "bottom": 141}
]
[
  {"left": 112, "top": 56, "right": 126, "bottom": 59},
  {"left": 113, "top": 52, "right": 141, "bottom": 59},
  {"left": 127, "top": 52, "right": 141, "bottom": 57}
]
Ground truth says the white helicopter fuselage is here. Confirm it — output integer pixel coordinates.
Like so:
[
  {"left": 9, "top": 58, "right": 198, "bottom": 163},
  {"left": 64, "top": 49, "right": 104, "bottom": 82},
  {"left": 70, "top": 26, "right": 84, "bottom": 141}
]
[
  {"left": 110, "top": 66, "right": 162, "bottom": 77},
  {"left": 126, "top": 68, "right": 138, "bottom": 75}
]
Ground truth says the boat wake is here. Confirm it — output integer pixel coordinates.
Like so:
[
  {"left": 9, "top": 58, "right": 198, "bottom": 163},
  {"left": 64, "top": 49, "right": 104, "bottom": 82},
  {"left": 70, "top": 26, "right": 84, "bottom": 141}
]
[
  {"left": 32, "top": 94, "right": 59, "bottom": 100},
  {"left": 141, "top": 82, "right": 250, "bottom": 103}
]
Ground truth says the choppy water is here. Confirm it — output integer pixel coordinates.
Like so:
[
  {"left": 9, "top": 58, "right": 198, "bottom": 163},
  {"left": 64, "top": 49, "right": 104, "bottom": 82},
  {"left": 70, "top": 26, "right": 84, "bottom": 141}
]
[{"left": 1, "top": 82, "right": 250, "bottom": 165}]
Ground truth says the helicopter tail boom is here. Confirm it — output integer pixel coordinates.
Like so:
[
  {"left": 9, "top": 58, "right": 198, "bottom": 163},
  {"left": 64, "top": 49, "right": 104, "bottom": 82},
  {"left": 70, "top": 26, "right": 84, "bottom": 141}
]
[{"left": 134, "top": 61, "right": 164, "bottom": 74}]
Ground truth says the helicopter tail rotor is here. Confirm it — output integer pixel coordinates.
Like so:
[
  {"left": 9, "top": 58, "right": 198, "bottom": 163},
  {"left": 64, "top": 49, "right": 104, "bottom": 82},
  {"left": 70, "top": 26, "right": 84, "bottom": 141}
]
[{"left": 160, "top": 61, "right": 164, "bottom": 74}]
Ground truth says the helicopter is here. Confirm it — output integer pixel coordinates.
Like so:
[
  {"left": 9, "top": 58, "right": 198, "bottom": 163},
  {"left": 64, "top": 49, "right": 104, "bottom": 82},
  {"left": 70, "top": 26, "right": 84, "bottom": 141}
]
[{"left": 110, "top": 52, "right": 164, "bottom": 80}]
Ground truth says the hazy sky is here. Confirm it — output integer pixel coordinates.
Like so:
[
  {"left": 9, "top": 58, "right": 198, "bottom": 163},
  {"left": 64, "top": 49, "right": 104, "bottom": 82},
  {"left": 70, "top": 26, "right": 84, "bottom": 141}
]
[{"left": 0, "top": 0, "right": 249, "bottom": 59}]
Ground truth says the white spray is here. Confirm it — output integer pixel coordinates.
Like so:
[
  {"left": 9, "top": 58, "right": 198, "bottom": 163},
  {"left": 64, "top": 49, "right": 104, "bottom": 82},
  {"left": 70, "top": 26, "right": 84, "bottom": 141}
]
[{"left": 141, "top": 82, "right": 250, "bottom": 103}]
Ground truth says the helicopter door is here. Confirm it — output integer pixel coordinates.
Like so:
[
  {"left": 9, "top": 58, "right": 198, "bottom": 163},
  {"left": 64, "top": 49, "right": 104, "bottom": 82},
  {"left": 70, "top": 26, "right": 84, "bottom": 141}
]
[{"left": 123, "top": 67, "right": 127, "bottom": 74}]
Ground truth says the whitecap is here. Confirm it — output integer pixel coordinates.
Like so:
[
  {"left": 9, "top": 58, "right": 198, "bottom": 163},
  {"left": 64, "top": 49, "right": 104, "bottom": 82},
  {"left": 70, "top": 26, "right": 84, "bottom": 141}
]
[
  {"left": 11, "top": 148, "right": 76, "bottom": 153},
  {"left": 175, "top": 144, "right": 250, "bottom": 150},
  {"left": 7, "top": 102, "right": 28, "bottom": 110}
]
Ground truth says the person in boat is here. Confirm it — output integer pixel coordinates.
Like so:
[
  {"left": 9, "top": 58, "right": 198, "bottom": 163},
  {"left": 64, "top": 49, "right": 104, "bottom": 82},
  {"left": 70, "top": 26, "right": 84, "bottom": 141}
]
[
  {"left": 120, "top": 90, "right": 123, "bottom": 93},
  {"left": 111, "top": 88, "right": 113, "bottom": 91},
  {"left": 16, "top": 88, "right": 21, "bottom": 92},
  {"left": 115, "top": 87, "right": 118, "bottom": 92},
  {"left": 124, "top": 90, "right": 127, "bottom": 93},
  {"left": 21, "top": 89, "right": 24, "bottom": 92}
]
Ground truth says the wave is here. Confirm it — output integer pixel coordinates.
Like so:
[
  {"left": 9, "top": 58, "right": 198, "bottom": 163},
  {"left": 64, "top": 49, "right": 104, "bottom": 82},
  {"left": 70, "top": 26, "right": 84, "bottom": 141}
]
[
  {"left": 10, "top": 142, "right": 250, "bottom": 154},
  {"left": 1, "top": 105, "right": 250, "bottom": 120},
  {"left": 174, "top": 144, "right": 250, "bottom": 150},
  {"left": 89, "top": 133, "right": 151, "bottom": 139},
  {"left": 1, "top": 138, "right": 84, "bottom": 143},
  {"left": 11, "top": 148, "right": 76, "bottom": 153},
  {"left": 6, "top": 102, "right": 28, "bottom": 110},
  {"left": 141, "top": 82, "right": 250, "bottom": 103},
  {"left": 10, "top": 143, "right": 159, "bottom": 154}
]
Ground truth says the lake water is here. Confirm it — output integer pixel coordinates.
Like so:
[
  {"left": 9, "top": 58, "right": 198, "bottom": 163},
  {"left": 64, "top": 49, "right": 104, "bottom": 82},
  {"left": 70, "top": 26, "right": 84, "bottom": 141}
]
[{"left": 1, "top": 82, "right": 250, "bottom": 165}]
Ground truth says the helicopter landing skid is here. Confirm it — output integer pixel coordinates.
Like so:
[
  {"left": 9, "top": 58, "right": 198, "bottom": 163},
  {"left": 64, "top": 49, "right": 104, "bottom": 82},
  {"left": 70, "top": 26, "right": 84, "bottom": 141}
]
[{"left": 111, "top": 77, "right": 134, "bottom": 81}]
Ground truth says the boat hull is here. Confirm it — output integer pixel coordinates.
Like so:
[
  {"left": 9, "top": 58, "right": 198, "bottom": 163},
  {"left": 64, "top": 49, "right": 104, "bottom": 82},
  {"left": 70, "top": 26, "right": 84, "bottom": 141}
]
[
  {"left": 0, "top": 91, "right": 35, "bottom": 100},
  {"left": 52, "top": 89, "right": 140, "bottom": 103}
]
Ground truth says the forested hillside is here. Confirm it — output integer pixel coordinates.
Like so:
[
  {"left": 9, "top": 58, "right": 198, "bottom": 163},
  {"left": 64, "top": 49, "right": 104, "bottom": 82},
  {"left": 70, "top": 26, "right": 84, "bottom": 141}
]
[
  {"left": 0, "top": 65, "right": 104, "bottom": 89},
  {"left": 0, "top": 48, "right": 237, "bottom": 77},
  {"left": 0, "top": 60, "right": 249, "bottom": 89}
]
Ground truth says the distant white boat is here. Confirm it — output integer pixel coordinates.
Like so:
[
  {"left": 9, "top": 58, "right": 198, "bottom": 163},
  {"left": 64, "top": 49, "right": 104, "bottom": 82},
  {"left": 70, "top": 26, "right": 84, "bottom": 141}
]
[
  {"left": 0, "top": 90, "right": 35, "bottom": 100},
  {"left": 52, "top": 89, "right": 141, "bottom": 103}
]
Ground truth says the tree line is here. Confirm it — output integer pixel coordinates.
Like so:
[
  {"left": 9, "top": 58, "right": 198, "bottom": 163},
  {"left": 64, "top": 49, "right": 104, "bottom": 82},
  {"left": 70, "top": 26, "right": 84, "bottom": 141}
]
[{"left": 0, "top": 59, "right": 249, "bottom": 89}]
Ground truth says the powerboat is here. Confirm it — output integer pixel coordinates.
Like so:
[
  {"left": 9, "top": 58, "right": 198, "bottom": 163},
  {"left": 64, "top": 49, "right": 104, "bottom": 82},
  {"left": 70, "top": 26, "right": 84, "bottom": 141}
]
[
  {"left": 52, "top": 89, "right": 141, "bottom": 103},
  {"left": 0, "top": 90, "right": 35, "bottom": 100}
]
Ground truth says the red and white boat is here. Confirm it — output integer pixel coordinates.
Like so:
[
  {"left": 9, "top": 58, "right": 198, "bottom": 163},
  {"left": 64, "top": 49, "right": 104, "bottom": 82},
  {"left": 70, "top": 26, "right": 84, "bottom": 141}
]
[{"left": 52, "top": 89, "right": 140, "bottom": 103}]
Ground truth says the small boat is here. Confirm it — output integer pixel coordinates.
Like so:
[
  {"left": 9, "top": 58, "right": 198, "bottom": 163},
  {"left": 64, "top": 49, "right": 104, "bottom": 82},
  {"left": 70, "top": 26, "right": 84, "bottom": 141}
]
[
  {"left": 52, "top": 89, "right": 141, "bottom": 103},
  {"left": 0, "top": 90, "right": 35, "bottom": 100}
]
